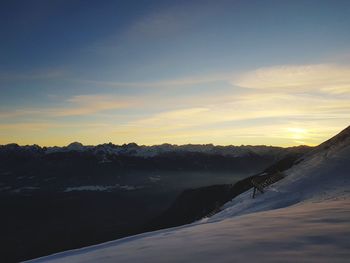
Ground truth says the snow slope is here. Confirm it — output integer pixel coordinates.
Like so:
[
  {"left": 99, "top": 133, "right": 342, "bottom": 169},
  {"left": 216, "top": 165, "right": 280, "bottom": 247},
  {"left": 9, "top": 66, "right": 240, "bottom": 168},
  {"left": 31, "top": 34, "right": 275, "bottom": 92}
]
[
  {"left": 26, "top": 200, "right": 350, "bottom": 263},
  {"left": 208, "top": 126, "right": 350, "bottom": 220},
  {"left": 26, "top": 126, "right": 350, "bottom": 263}
]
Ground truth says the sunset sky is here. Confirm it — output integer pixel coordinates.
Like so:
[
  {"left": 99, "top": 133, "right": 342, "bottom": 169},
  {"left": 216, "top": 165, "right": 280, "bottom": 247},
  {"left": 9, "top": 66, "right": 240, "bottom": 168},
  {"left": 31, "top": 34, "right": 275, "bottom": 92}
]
[{"left": 1, "top": 0, "right": 350, "bottom": 146}]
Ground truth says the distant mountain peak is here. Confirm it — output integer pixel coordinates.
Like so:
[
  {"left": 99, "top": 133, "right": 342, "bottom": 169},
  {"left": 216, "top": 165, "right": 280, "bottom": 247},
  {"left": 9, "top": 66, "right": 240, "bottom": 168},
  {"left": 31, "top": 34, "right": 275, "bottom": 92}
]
[{"left": 66, "top": 142, "right": 85, "bottom": 151}]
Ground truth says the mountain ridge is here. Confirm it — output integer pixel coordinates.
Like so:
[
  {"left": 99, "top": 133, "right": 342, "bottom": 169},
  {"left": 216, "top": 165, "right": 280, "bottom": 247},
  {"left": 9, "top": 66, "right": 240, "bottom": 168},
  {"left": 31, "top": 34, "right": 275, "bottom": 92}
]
[
  {"left": 0, "top": 141, "right": 310, "bottom": 159},
  {"left": 26, "top": 125, "right": 350, "bottom": 263}
]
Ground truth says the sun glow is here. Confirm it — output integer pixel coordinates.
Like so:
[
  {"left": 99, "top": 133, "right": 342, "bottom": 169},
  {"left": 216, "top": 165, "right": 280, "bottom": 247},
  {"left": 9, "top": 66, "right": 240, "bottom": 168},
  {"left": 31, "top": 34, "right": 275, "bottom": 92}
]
[{"left": 287, "top": 127, "right": 308, "bottom": 141}]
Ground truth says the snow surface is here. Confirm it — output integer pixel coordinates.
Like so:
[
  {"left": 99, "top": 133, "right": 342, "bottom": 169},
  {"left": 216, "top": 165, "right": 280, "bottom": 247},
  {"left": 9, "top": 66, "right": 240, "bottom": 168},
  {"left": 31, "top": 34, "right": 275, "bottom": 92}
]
[
  {"left": 26, "top": 200, "right": 350, "bottom": 263},
  {"left": 26, "top": 127, "right": 350, "bottom": 263},
  {"left": 206, "top": 128, "right": 350, "bottom": 220}
]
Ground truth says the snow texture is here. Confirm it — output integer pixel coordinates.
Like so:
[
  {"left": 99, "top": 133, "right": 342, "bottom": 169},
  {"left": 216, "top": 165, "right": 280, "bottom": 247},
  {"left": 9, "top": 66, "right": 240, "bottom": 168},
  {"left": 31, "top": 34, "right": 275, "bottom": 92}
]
[{"left": 26, "top": 200, "right": 350, "bottom": 263}]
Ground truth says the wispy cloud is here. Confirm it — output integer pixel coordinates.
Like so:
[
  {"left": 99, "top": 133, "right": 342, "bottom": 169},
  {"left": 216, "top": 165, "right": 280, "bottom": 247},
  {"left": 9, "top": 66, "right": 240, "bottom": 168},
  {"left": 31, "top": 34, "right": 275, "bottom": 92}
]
[
  {"left": 0, "top": 94, "right": 135, "bottom": 119},
  {"left": 86, "top": 2, "right": 220, "bottom": 54},
  {"left": 1, "top": 63, "right": 349, "bottom": 146},
  {"left": 0, "top": 69, "right": 65, "bottom": 81},
  {"left": 81, "top": 64, "right": 350, "bottom": 96},
  {"left": 0, "top": 109, "right": 41, "bottom": 118},
  {"left": 51, "top": 95, "right": 135, "bottom": 117},
  {"left": 81, "top": 72, "right": 231, "bottom": 89},
  {"left": 231, "top": 64, "right": 350, "bottom": 94},
  {"left": 109, "top": 63, "right": 350, "bottom": 146}
]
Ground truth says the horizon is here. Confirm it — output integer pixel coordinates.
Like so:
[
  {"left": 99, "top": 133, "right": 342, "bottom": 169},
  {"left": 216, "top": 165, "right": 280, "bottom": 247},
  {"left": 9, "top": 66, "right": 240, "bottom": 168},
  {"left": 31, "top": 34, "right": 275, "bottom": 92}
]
[
  {"left": 1, "top": 125, "right": 347, "bottom": 147},
  {"left": 0, "top": 140, "right": 312, "bottom": 148},
  {"left": 2, "top": 124, "right": 349, "bottom": 147},
  {"left": 1, "top": 1, "right": 350, "bottom": 147}
]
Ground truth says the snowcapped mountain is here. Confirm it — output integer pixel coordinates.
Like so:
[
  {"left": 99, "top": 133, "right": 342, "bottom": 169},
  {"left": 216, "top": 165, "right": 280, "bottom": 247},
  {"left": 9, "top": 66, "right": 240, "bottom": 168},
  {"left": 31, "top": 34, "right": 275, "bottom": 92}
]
[
  {"left": 0, "top": 141, "right": 308, "bottom": 159},
  {"left": 27, "top": 126, "right": 350, "bottom": 263}
]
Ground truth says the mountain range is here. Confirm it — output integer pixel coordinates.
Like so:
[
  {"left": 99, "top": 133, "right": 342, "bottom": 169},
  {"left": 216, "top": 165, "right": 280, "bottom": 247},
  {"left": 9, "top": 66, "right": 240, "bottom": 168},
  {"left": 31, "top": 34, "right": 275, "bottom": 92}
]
[{"left": 24, "top": 125, "right": 350, "bottom": 263}]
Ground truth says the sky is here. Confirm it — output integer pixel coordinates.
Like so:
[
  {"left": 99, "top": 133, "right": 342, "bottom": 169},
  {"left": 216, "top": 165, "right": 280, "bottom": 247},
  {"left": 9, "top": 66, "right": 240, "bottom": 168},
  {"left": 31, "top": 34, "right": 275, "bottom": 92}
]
[{"left": 0, "top": 0, "right": 350, "bottom": 147}]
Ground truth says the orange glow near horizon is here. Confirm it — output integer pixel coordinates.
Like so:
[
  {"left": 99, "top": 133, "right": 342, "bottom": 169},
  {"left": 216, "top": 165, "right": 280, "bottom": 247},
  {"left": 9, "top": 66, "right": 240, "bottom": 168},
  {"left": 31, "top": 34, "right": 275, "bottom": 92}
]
[{"left": 0, "top": 64, "right": 349, "bottom": 147}]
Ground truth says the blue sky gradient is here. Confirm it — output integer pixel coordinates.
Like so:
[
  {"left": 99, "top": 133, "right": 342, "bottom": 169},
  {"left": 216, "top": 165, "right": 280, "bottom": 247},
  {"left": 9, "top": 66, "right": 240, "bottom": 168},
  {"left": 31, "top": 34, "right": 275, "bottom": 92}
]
[{"left": 1, "top": 0, "right": 350, "bottom": 146}]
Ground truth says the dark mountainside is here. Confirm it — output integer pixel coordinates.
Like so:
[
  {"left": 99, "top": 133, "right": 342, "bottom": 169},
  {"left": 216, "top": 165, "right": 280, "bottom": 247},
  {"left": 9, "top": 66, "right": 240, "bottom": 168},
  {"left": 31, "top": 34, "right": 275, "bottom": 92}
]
[
  {"left": 143, "top": 150, "right": 307, "bottom": 231},
  {"left": 0, "top": 143, "right": 310, "bottom": 262}
]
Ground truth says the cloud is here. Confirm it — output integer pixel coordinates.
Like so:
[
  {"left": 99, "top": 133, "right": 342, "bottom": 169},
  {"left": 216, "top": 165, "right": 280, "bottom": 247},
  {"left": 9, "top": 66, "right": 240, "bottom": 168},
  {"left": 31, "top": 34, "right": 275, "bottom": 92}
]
[
  {"left": 231, "top": 64, "right": 350, "bottom": 94},
  {"left": 81, "top": 72, "right": 230, "bottom": 89},
  {"left": 0, "top": 94, "right": 135, "bottom": 119},
  {"left": 86, "top": 1, "right": 220, "bottom": 54},
  {"left": 124, "top": 107, "right": 210, "bottom": 131},
  {"left": 0, "top": 69, "right": 65, "bottom": 81},
  {"left": 0, "top": 109, "right": 41, "bottom": 118},
  {"left": 81, "top": 64, "right": 350, "bottom": 96},
  {"left": 2, "top": 63, "right": 349, "bottom": 146},
  {"left": 123, "top": 92, "right": 350, "bottom": 129},
  {"left": 52, "top": 95, "right": 135, "bottom": 117},
  {"left": 112, "top": 92, "right": 349, "bottom": 145}
]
